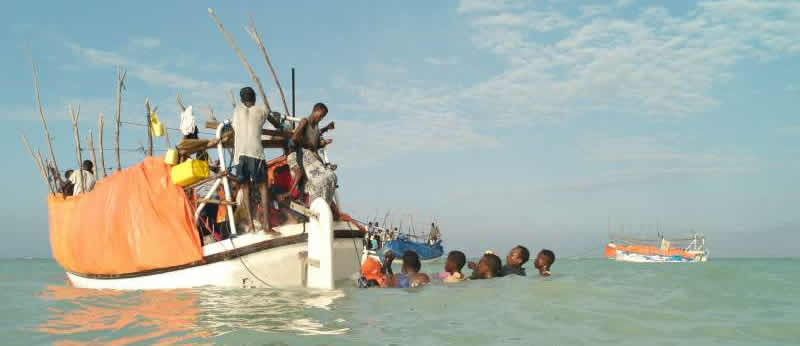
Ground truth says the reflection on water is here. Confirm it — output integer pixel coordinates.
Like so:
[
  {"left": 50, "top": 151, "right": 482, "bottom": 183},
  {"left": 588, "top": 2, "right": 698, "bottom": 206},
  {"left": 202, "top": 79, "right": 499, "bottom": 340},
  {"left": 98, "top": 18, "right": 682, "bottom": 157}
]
[
  {"left": 37, "top": 284, "right": 349, "bottom": 344},
  {"left": 196, "top": 287, "right": 349, "bottom": 336}
]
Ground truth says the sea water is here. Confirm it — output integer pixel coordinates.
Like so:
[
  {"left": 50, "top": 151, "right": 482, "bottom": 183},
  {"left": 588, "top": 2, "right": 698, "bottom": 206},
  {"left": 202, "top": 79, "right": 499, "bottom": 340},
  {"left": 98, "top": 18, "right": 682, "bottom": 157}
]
[{"left": 1, "top": 258, "right": 798, "bottom": 345}]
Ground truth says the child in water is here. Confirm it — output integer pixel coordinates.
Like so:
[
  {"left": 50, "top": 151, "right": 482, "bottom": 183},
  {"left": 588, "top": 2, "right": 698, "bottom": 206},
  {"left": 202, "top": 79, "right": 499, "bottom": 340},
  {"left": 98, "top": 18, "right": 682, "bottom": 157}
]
[
  {"left": 439, "top": 250, "right": 466, "bottom": 283},
  {"left": 501, "top": 245, "right": 529, "bottom": 276},
  {"left": 534, "top": 249, "right": 556, "bottom": 276},
  {"left": 469, "top": 252, "right": 502, "bottom": 280}
]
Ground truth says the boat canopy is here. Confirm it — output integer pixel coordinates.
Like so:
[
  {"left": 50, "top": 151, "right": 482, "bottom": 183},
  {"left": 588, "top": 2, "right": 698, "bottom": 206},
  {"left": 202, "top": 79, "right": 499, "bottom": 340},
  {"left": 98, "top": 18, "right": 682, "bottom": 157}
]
[{"left": 48, "top": 157, "right": 203, "bottom": 275}]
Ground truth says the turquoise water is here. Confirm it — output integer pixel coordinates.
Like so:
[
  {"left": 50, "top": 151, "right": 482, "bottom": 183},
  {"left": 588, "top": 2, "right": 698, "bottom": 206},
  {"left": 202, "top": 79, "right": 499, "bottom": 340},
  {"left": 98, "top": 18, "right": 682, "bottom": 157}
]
[{"left": 1, "top": 258, "right": 798, "bottom": 345}]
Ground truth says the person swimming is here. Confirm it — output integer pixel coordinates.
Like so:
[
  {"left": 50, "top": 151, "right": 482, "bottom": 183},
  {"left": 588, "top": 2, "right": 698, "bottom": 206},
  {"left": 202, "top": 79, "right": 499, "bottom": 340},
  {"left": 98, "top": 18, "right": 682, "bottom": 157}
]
[
  {"left": 469, "top": 252, "right": 502, "bottom": 280},
  {"left": 439, "top": 250, "right": 466, "bottom": 283},
  {"left": 501, "top": 245, "right": 529, "bottom": 277},
  {"left": 534, "top": 249, "right": 556, "bottom": 276},
  {"left": 382, "top": 250, "right": 430, "bottom": 288}
]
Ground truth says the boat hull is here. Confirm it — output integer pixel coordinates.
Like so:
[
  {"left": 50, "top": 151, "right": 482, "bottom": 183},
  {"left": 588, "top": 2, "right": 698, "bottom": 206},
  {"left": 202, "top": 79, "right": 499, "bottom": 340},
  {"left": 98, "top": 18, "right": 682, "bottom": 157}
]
[
  {"left": 613, "top": 250, "right": 708, "bottom": 263},
  {"left": 65, "top": 223, "right": 364, "bottom": 290},
  {"left": 66, "top": 239, "right": 362, "bottom": 289}
]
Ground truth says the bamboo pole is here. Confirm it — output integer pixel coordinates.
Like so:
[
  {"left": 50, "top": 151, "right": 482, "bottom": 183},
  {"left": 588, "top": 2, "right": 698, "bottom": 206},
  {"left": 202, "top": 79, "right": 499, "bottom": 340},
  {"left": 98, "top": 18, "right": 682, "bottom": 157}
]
[
  {"left": 176, "top": 93, "right": 186, "bottom": 111},
  {"left": 247, "top": 16, "right": 290, "bottom": 118},
  {"left": 30, "top": 61, "right": 62, "bottom": 187},
  {"left": 38, "top": 151, "right": 56, "bottom": 193},
  {"left": 87, "top": 131, "right": 98, "bottom": 180},
  {"left": 21, "top": 134, "right": 53, "bottom": 193},
  {"left": 145, "top": 99, "right": 153, "bottom": 156},
  {"left": 115, "top": 68, "right": 127, "bottom": 171},
  {"left": 69, "top": 105, "right": 85, "bottom": 192},
  {"left": 229, "top": 89, "right": 237, "bottom": 109},
  {"left": 208, "top": 8, "right": 280, "bottom": 128},
  {"left": 98, "top": 113, "right": 107, "bottom": 178}
]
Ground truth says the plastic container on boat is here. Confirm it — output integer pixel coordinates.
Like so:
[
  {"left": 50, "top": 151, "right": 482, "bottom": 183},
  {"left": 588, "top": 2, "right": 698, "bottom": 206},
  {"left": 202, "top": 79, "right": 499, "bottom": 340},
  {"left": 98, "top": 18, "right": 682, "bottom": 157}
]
[
  {"left": 150, "top": 111, "right": 165, "bottom": 137},
  {"left": 170, "top": 159, "right": 209, "bottom": 186},
  {"left": 164, "top": 149, "right": 179, "bottom": 165}
]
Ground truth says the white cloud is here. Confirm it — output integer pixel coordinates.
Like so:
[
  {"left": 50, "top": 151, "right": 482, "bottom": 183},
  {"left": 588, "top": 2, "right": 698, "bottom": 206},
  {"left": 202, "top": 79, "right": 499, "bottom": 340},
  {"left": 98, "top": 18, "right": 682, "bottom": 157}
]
[
  {"left": 129, "top": 37, "right": 161, "bottom": 50},
  {"left": 354, "top": 0, "right": 800, "bottom": 132},
  {"left": 616, "top": 0, "right": 634, "bottom": 8},
  {"left": 424, "top": 57, "right": 460, "bottom": 65},
  {"left": 66, "top": 42, "right": 240, "bottom": 104},
  {"left": 534, "top": 135, "right": 756, "bottom": 192}
]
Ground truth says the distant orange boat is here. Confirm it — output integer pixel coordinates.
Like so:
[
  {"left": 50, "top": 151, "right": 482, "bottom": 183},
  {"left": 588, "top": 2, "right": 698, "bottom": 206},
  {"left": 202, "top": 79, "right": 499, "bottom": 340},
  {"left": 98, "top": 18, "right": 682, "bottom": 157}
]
[{"left": 605, "top": 233, "right": 708, "bottom": 263}]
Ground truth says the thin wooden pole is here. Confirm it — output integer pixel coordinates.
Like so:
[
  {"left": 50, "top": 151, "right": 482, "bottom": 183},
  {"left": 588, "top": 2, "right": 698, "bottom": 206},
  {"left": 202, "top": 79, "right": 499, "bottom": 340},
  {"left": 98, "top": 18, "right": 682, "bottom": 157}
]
[
  {"left": 69, "top": 105, "right": 85, "bottom": 192},
  {"left": 247, "top": 16, "right": 290, "bottom": 118},
  {"left": 98, "top": 113, "right": 106, "bottom": 178},
  {"left": 176, "top": 93, "right": 186, "bottom": 112},
  {"left": 291, "top": 67, "right": 295, "bottom": 117},
  {"left": 38, "top": 151, "right": 56, "bottom": 193},
  {"left": 229, "top": 89, "right": 237, "bottom": 109},
  {"left": 115, "top": 68, "right": 127, "bottom": 171},
  {"left": 208, "top": 8, "right": 280, "bottom": 128},
  {"left": 87, "top": 131, "right": 98, "bottom": 180},
  {"left": 21, "top": 134, "right": 53, "bottom": 193},
  {"left": 30, "top": 61, "right": 61, "bottom": 186},
  {"left": 145, "top": 99, "right": 153, "bottom": 156}
]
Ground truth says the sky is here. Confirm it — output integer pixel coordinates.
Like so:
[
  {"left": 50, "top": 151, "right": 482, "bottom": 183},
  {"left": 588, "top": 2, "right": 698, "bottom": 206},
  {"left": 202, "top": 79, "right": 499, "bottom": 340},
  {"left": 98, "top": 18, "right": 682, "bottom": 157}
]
[{"left": 2, "top": 0, "right": 798, "bottom": 258}]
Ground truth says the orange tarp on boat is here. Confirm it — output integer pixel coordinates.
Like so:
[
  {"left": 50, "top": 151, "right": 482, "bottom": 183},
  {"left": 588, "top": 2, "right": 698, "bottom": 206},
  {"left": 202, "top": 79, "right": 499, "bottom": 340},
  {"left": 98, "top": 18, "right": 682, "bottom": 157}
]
[{"left": 48, "top": 157, "right": 203, "bottom": 275}]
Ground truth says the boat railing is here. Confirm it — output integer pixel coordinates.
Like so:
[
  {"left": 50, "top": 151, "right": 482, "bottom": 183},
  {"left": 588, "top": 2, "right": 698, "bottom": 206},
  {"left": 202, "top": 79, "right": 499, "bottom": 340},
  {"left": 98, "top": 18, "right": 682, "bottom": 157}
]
[{"left": 193, "top": 122, "right": 239, "bottom": 237}]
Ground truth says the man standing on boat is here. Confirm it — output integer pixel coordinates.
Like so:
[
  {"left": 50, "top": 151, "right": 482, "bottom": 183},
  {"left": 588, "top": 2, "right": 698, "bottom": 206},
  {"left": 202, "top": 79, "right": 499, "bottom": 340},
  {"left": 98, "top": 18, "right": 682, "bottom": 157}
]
[{"left": 231, "top": 87, "right": 278, "bottom": 234}]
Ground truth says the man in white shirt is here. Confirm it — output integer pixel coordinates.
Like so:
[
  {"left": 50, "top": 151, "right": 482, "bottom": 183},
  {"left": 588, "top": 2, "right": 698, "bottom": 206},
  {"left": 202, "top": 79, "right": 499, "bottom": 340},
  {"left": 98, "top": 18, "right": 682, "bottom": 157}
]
[
  {"left": 69, "top": 160, "right": 96, "bottom": 195},
  {"left": 231, "top": 87, "right": 278, "bottom": 234}
]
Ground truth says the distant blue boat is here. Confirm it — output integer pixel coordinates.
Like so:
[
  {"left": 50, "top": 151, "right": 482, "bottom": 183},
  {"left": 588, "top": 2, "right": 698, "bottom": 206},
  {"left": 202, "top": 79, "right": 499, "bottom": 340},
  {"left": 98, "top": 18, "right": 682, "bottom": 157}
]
[{"left": 379, "top": 234, "right": 444, "bottom": 261}]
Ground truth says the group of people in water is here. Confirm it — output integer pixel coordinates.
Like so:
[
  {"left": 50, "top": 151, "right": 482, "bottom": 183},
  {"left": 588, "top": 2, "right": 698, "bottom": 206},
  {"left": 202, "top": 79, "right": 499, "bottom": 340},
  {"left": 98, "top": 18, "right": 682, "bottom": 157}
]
[{"left": 359, "top": 245, "right": 556, "bottom": 288}]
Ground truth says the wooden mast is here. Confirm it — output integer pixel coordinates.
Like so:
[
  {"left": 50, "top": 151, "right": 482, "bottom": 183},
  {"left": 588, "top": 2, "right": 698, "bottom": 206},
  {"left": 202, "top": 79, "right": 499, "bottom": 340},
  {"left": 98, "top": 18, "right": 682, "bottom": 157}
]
[
  {"left": 145, "top": 99, "right": 153, "bottom": 156},
  {"left": 31, "top": 61, "right": 62, "bottom": 188},
  {"left": 69, "top": 105, "right": 84, "bottom": 192},
  {"left": 247, "top": 17, "right": 290, "bottom": 118},
  {"left": 114, "top": 68, "right": 127, "bottom": 171},
  {"left": 87, "top": 131, "right": 98, "bottom": 180},
  {"left": 208, "top": 8, "right": 280, "bottom": 129},
  {"left": 98, "top": 113, "right": 107, "bottom": 178}
]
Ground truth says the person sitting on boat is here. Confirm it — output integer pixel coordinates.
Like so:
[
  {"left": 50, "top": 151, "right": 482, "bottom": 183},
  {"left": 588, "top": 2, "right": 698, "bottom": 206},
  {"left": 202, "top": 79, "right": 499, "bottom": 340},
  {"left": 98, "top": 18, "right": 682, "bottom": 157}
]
[
  {"left": 382, "top": 250, "right": 430, "bottom": 288},
  {"left": 534, "top": 249, "right": 555, "bottom": 277},
  {"left": 60, "top": 169, "right": 74, "bottom": 196},
  {"left": 468, "top": 251, "right": 502, "bottom": 280},
  {"left": 230, "top": 87, "right": 277, "bottom": 234},
  {"left": 176, "top": 106, "right": 219, "bottom": 162},
  {"left": 69, "top": 160, "right": 96, "bottom": 195},
  {"left": 283, "top": 103, "right": 339, "bottom": 216},
  {"left": 500, "top": 245, "right": 529, "bottom": 277},
  {"left": 439, "top": 250, "right": 466, "bottom": 283}
]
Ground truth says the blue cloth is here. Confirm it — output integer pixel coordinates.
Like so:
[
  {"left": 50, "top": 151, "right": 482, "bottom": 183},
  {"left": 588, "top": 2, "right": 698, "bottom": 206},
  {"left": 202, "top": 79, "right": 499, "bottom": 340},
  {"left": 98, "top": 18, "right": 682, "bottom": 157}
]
[
  {"left": 380, "top": 236, "right": 444, "bottom": 261},
  {"left": 395, "top": 273, "right": 410, "bottom": 288}
]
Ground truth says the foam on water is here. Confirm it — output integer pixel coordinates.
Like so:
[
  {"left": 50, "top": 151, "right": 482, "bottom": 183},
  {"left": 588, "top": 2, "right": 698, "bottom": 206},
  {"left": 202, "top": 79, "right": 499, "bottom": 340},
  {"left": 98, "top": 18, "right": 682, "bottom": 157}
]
[{"left": 1, "top": 258, "right": 798, "bottom": 345}]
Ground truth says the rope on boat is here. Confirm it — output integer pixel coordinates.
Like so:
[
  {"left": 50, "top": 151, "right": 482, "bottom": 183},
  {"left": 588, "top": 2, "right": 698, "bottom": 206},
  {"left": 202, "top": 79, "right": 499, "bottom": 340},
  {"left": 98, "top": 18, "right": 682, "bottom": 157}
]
[{"left": 229, "top": 237, "right": 276, "bottom": 288}]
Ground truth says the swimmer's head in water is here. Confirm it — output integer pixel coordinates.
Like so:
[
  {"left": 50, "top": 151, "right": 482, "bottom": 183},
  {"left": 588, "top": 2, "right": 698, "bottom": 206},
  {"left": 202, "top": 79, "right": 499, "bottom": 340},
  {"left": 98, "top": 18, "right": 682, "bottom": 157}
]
[
  {"left": 445, "top": 250, "right": 466, "bottom": 274},
  {"left": 478, "top": 253, "right": 502, "bottom": 279},
  {"left": 535, "top": 249, "right": 555, "bottom": 272},
  {"left": 402, "top": 250, "right": 421, "bottom": 274},
  {"left": 506, "top": 245, "right": 530, "bottom": 267}
]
